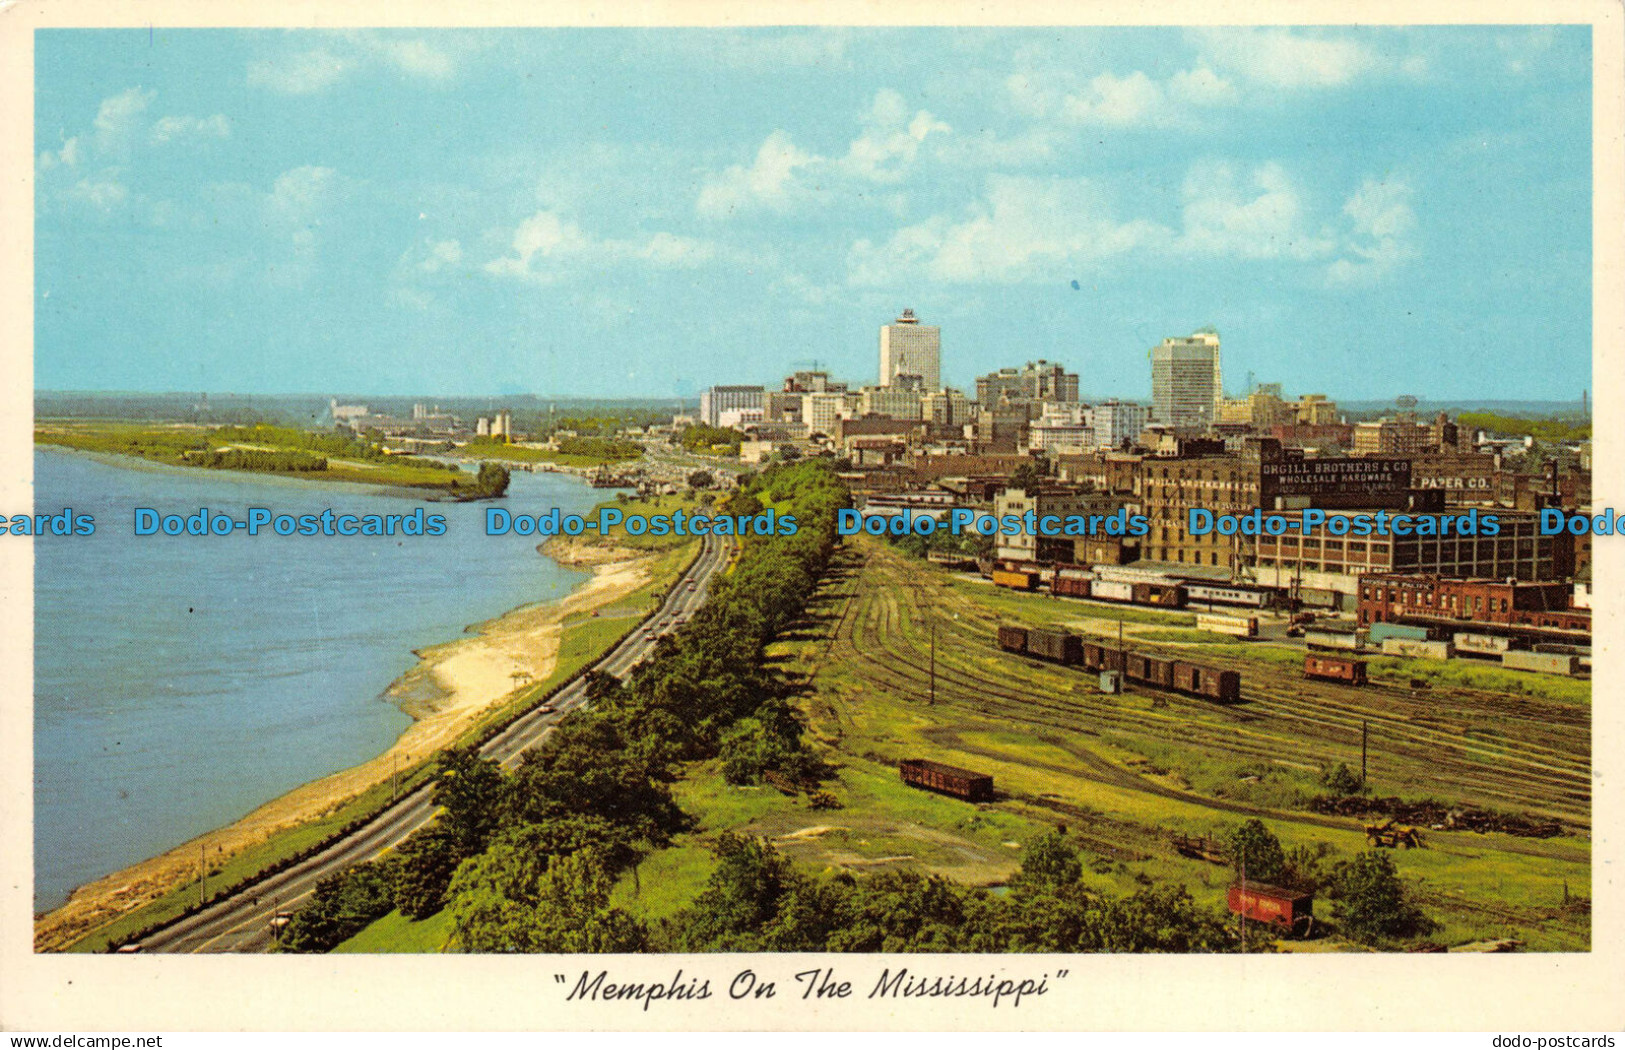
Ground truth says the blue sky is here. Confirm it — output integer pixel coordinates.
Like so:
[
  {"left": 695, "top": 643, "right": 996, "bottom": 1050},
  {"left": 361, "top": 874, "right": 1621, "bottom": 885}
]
[{"left": 34, "top": 26, "right": 1592, "bottom": 402}]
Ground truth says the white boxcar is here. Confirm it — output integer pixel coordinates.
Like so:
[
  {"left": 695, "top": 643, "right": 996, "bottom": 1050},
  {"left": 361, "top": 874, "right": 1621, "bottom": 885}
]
[
  {"left": 1196, "top": 613, "right": 1259, "bottom": 638},
  {"left": 1381, "top": 638, "right": 1454, "bottom": 661},
  {"left": 1090, "top": 579, "right": 1135, "bottom": 602},
  {"left": 1305, "top": 629, "right": 1362, "bottom": 651}
]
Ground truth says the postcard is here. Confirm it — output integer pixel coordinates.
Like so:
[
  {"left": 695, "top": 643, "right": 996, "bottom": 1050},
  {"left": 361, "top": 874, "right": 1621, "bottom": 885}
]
[{"left": 1, "top": 0, "right": 1620, "bottom": 1033}]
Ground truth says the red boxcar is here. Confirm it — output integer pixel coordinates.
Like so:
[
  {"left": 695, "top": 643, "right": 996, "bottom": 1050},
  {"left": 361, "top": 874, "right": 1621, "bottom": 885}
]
[
  {"left": 1052, "top": 576, "right": 1092, "bottom": 599},
  {"left": 1172, "top": 661, "right": 1241, "bottom": 703},
  {"left": 1083, "top": 643, "right": 1126, "bottom": 673},
  {"left": 1126, "top": 652, "right": 1175, "bottom": 689},
  {"left": 898, "top": 759, "right": 995, "bottom": 802},
  {"left": 997, "top": 625, "right": 1029, "bottom": 654},
  {"left": 1227, "top": 882, "right": 1314, "bottom": 936},
  {"left": 1304, "top": 653, "right": 1367, "bottom": 686},
  {"left": 1026, "top": 628, "right": 1083, "bottom": 665}
]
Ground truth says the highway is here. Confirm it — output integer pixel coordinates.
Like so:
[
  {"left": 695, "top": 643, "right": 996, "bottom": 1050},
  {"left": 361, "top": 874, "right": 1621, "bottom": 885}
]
[{"left": 137, "top": 531, "right": 732, "bottom": 953}]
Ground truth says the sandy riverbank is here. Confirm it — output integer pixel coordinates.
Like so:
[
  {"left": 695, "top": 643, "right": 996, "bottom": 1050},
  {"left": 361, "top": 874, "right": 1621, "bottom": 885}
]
[{"left": 33, "top": 537, "right": 656, "bottom": 952}]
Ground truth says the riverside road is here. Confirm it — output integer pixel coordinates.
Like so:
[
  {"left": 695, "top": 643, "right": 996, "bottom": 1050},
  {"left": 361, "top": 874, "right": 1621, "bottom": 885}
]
[{"left": 138, "top": 532, "right": 732, "bottom": 953}]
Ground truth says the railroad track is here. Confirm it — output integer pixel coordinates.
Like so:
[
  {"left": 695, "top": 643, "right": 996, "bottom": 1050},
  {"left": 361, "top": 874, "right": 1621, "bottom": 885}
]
[{"left": 820, "top": 542, "right": 1590, "bottom": 836}]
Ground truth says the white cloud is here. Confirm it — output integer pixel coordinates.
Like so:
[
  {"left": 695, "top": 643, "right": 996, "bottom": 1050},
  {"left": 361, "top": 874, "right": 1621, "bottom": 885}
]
[
  {"left": 93, "top": 87, "right": 155, "bottom": 153},
  {"left": 1192, "top": 29, "right": 1378, "bottom": 89},
  {"left": 696, "top": 131, "right": 819, "bottom": 219},
  {"left": 1327, "top": 177, "right": 1417, "bottom": 284},
  {"left": 1176, "top": 161, "right": 1336, "bottom": 261},
  {"left": 150, "top": 113, "right": 231, "bottom": 145},
  {"left": 840, "top": 89, "right": 951, "bottom": 183},
  {"left": 848, "top": 175, "right": 1171, "bottom": 286},
  {"left": 485, "top": 210, "right": 719, "bottom": 282},
  {"left": 38, "top": 136, "right": 81, "bottom": 170},
  {"left": 847, "top": 162, "right": 1417, "bottom": 288},
  {"left": 697, "top": 89, "right": 949, "bottom": 218},
  {"left": 246, "top": 33, "right": 478, "bottom": 94},
  {"left": 269, "top": 165, "right": 340, "bottom": 219},
  {"left": 247, "top": 49, "right": 353, "bottom": 94},
  {"left": 65, "top": 175, "right": 129, "bottom": 211},
  {"left": 1008, "top": 65, "right": 1238, "bottom": 130},
  {"left": 418, "top": 238, "right": 463, "bottom": 273}
]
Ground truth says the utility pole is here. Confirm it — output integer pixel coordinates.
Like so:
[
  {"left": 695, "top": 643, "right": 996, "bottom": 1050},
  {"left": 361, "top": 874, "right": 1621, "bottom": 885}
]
[
  {"left": 928, "top": 616, "right": 936, "bottom": 706},
  {"left": 1361, "top": 720, "right": 1369, "bottom": 786},
  {"left": 199, "top": 844, "right": 207, "bottom": 907},
  {"left": 391, "top": 753, "right": 399, "bottom": 803}
]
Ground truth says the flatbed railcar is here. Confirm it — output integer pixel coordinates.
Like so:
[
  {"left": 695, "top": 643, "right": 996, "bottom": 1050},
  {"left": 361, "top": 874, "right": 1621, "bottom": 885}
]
[
  {"left": 898, "top": 758, "right": 994, "bottom": 802},
  {"left": 1304, "top": 653, "right": 1367, "bottom": 686}
]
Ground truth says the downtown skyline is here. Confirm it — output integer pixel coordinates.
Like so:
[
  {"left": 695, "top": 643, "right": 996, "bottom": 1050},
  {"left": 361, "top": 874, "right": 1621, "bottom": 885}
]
[{"left": 33, "top": 26, "right": 1592, "bottom": 401}]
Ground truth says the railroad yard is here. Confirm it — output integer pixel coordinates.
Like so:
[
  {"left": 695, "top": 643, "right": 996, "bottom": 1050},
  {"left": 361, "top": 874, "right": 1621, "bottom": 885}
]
[{"left": 754, "top": 535, "right": 1591, "bottom": 951}]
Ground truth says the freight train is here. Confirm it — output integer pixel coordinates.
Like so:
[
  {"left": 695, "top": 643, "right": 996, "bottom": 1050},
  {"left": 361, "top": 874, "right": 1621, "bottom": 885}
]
[
  {"left": 997, "top": 625, "right": 1241, "bottom": 703},
  {"left": 1304, "top": 653, "right": 1367, "bottom": 686}
]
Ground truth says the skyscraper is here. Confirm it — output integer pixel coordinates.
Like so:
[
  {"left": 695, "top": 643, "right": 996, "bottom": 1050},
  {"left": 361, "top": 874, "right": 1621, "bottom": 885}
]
[
  {"left": 1151, "top": 331, "right": 1223, "bottom": 428},
  {"left": 879, "top": 309, "right": 941, "bottom": 389}
]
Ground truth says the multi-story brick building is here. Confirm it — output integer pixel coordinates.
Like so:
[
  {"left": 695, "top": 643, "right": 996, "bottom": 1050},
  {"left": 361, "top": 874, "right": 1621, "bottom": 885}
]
[{"left": 1356, "top": 573, "right": 1589, "bottom": 634}]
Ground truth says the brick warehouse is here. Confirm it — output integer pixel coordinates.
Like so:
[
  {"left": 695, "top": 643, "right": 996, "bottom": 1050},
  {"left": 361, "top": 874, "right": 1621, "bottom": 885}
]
[{"left": 1356, "top": 573, "right": 1590, "bottom": 634}]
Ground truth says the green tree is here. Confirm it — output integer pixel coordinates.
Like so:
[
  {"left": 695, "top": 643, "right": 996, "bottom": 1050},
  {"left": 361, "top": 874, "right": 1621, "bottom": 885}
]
[
  {"left": 1320, "top": 762, "right": 1365, "bottom": 795},
  {"left": 672, "top": 832, "right": 798, "bottom": 951},
  {"left": 434, "top": 747, "right": 508, "bottom": 854},
  {"left": 687, "top": 469, "right": 714, "bottom": 489},
  {"left": 1016, "top": 830, "right": 1083, "bottom": 890},
  {"left": 1329, "top": 851, "right": 1434, "bottom": 945},
  {"left": 1229, "top": 819, "right": 1286, "bottom": 886},
  {"left": 391, "top": 825, "right": 464, "bottom": 920},
  {"left": 449, "top": 846, "right": 647, "bottom": 953}
]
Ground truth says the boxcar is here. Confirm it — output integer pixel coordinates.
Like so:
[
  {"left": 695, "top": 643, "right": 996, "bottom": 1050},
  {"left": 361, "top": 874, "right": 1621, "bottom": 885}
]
[
  {"left": 1172, "top": 661, "right": 1241, "bottom": 703},
  {"left": 1380, "top": 638, "right": 1454, "bottom": 661},
  {"left": 991, "top": 569, "right": 1039, "bottom": 591},
  {"left": 898, "top": 759, "right": 994, "bottom": 802},
  {"left": 1125, "top": 652, "right": 1175, "bottom": 689},
  {"left": 996, "top": 625, "right": 1029, "bottom": 654},
  {"left": 1026, "top": 627, "right": 1083, "bottom": 665},
  {"left": 1196, "top": 613, "right": 1258, "bottom": 638},
  {"left": 1369, "top": 621, "right": 1433, "bottom": 644},
  {"left": 1132, "top": 581, "right": 1187, "bottom": 608},
  {"left": 1501, "top": 650, "right": 1580, "bottom": 676},
  {"left": 1052, "top": 576, "right": 1092, "bottom": 599},
  {"left": 1227, "top": 882, "right": 1314, "bottom": 936},
  {"left": 1081, "top": 642, "right": 1126, "bottom": 672},
  {"left": 1304, "top": 653, "right": 1367, "bottom": 686},
  {"left": 1090, "top": 579, "right": 1135, "bottom": 603},
  {"left": 1304, "top": 629, "right": 1362, "bottom": 651}
]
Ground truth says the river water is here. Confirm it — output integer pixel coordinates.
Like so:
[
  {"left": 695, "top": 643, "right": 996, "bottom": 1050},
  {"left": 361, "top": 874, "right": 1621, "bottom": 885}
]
[{"left": 32, "top": 449, "right": 603, "bottom": 912}]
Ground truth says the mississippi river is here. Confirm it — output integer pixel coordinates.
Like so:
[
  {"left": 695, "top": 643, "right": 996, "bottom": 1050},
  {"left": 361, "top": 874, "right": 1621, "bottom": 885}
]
[{"left": 32, "top": 448, "right": 604, "bottom": 911}]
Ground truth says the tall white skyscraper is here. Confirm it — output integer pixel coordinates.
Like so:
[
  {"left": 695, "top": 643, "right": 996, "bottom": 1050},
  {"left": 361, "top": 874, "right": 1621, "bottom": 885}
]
[
  {"left": 1151, "top": 331, "right": 1222, "bottom": 428},
  {"left": 878, "top": 309, "right": 941, "bottom": 389}
]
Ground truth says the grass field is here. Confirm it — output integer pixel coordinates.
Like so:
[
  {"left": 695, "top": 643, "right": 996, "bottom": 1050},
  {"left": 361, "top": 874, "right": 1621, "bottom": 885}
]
[
  {"left": 333, "top": 909, "right": 455, "bottom": 953},
  {"left": 37, "top": 422, "right": 476, "bottom": 491},
  {"left": 732, "top": 537, "right": 1593, "bottom": 952}
]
